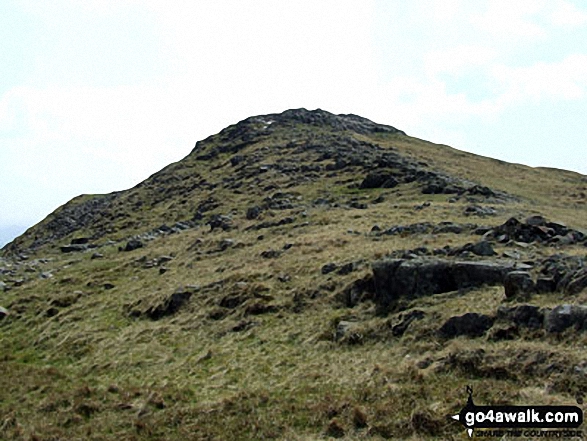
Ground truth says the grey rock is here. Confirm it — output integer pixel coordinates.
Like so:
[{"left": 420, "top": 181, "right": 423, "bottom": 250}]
[
  {"left": 504, "top": 271, "right": 535, "bottom": 299},
  {"left": 60, "top": 244, "right": 88, "bottom": 253},
  {"left": 322, "top": 263, "right": 338, "bottom": 275},
  {"left": 372, "top": 258, "right": 515, "bottom": 310},
  {"left": 438, "top": 313, "right": 494, "bottom": 338},
  {"left": 470, "top": 241, "right": 496, "bottom": 257},
  {"left": 91, "top": 253, "right": 104, "bottom": 259},
  {"left": 545, "top": 304, "right": 587, "bottom": 333},
  {"left": 219, "top": 239, "right": 235, "bottom": 251},
  {"left": 0, "top": 306, "right": 8, "bottom": 319},
  {"left": 497, "top": 304, "right": 544, "bottom": 329},
  {"left": 0, "top": 281, "right": 7, "bottom": 292},
  {"left": 360, "top": 172, "right": 399, "bottom": 189},
  {"left": 122, "top": 239, "right": 143, "bottom": 252},
  {"left": 536, "top": 276, "right": 557, "bottom": 293},
  {"left": 566, "top": 269, "right": 587, "bottom": 295},
  {"left": 433, "top": 222, "right": 463, "bottom": 234},
  {"left": 525, "top": 215, "right": 547, "bottom": 226}
]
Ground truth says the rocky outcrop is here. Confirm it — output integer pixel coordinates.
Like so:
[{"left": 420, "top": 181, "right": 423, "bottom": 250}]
[{"left": 372, "top": 258, "right": 518, "bottom": 310}]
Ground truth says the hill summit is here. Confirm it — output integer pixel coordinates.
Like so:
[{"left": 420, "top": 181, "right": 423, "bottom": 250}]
[{"left": 1, "top": 108, "right": 587, "bottom": 440}]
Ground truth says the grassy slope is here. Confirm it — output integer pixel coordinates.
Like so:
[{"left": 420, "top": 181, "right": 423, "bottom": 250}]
[{"left": 2, "top": 118, "right": 587, "bottom": 440}]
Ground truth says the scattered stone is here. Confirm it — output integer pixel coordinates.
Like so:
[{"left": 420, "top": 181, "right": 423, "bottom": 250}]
[
  {"left": 349, "top": 201, "right": 368, "bottom": 209},
  {"left": 121, "top": 240, "right": 143, "bottom": 252},
  {"left": 0, "top": 281, "right": 7, "bottom": 292},
  {"left": 260, "top": 250, "right": 281, "bottom": 259},
  {"left": 219, "top": 239, "right": 235, "bottom": 251},
  {"left": 91, "top": 253, "right": 104, "bottom": 260},
  {"left": 103, "top": 283, "right": 115, "bottom": 290},
  {"left": 0, "top": 306, "right": 9, "bottom": 319},
  {"left": 438, "top": 313, "right": 494, "bottom": 338},
  {"left": 371, "top": 225, "right": 382, "bottom": 233},
  {"left": 159, "top": 267, "right": 168, "bottom": 275},
  {"left": 40, "top": 272, "right": 53, "bottom": 279},
  {"left": 337, "top": 262, "right": 355, "bottom": 275},
  {"left": 246, "top": 206, "right": 262, "bottom": 220},
  {"left": 322, "top": 263, "right": 338, "bottom": 275},
  {"left": 504, "top": 271, "right": 535, "bottom": 299},
  {"left": 208, "top": 214, "right": 233, "bottom": 231}
]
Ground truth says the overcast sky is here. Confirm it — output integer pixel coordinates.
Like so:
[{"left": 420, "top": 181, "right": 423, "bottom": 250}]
[{"left": 2, "top": 0, "right": 587, "bottom": 246}]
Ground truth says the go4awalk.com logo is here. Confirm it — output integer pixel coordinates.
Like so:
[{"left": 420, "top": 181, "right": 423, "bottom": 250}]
[{"left": 451, "top": 386, "right": 583, "bottom": 438}]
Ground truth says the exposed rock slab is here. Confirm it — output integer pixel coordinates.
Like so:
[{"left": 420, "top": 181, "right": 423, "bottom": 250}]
[{"left": 372, "top": 258, "right": 519, "bottom": 310}]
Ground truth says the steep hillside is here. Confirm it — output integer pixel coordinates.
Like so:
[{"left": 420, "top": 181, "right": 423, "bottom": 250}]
[{"left": 1, "top": 109, "right": 587, "bottom": 440}]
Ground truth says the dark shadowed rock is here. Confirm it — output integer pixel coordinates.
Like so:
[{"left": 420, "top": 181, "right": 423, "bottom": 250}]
[
  {"left": 360, "top": 172, "right": 399, "bottom": 189},
  {"left": 392, "top": 309, "right": 425, "bottom": 336},
  {"left": 504, "top": 271, "right": 535, "bottom": 299},
  {"left": 497, "top": 304, "right": 544, "bottom": 329},
  {"left": 566, "top": 269, "right": 587, "bottom": 295},
  {"left": 438, "top": 313, "right": 494, "bottom": 338},
  {"left": 60, "top": 244, "right": 88, "bottom": 253},
  {"left": 246, "top": 206, "right": 262, "bottom": 220},
  {"left": 545, "top": 304, "right": 587, "bottom": 333},
  {"left": 372, "top": 258, "right": 515, "bottom": 310},
  {"left": 122, "top": 239, "right": 143, "bottom": 252},
  {"left": 208, "top": 214, "right": 233, "bottom": 231},
  {"left": 469, "top": 241, "right": 496, "bottom": 257},
  {"left": 322, "top": 263, "right": 338, "bottom": 275},
  {"left": 536, "top": 276, "right": 557, "bottom": 293}
]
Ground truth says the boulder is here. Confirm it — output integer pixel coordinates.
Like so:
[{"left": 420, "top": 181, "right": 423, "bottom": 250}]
[
  {"left": 469, "top": 241, "right": 496, "bottom": 257},
  {"left": 322, "top": 263, "right": 338, "bottom": 275},
  {"left": 60, "top": 244, "right": 88, "bottom": 253},
  {"left": 504, "top": 271, "right": 535, "bottom": 299},
  {"left": 372, "top": 258, "right": 515, "bottom": 310},
  {"left": 565, "top": 269, "right": 587, "bottom": 295},
  {"left": 360, "top": 172, "right": 398, "bottom": 189},
  {"left": 544, "top": 304, "right": 587, "bottom": 333},
  {"left": 438, "top": 313, "right": 494, "bottom": 338},
  {"left": 246, "top": 206, "right": 262, "bottom": 220},
  {"left": 121, "top": 239, "right": 143, "bottom": 252},
  {"left": 497, "top": 304, "right": 544, "bottom": 329}
]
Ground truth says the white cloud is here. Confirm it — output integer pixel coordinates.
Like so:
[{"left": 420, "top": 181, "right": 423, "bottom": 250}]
[
  {"left": 424, "top": 45, "right": 497, "bottom": 77},
  {"left": 550, "top": 0, "right": 587, "bottom": 26},
  {"left": 492, "top": 54, "right": 587, "bottom": 102},
  {"left": 470, "top": 0, "right": 547, "bottom": 40}
]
